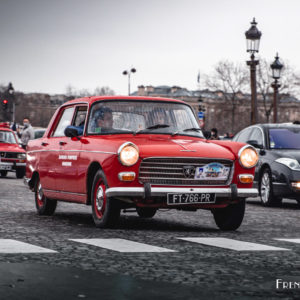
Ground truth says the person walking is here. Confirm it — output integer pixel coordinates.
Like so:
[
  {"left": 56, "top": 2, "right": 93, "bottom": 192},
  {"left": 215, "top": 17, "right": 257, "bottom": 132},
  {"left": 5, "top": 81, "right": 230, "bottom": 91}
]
[{"left": 18, "top": 118, "right": 34, "bottom": 150}]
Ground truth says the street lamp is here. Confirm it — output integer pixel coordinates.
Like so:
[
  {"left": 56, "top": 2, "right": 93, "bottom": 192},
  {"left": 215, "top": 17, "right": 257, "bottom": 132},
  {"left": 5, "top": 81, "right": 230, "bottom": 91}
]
[
  {"left": 245, "top": 18, "right": 262, "bottom": 125},
  {"left": 122, "top": 68, "right": 136, "bottom": 95},
  {"left": 7, "top": 82, "right": 15, "bottom": 123},
  {"left": 270, "top": 54, "right": 283, "bottom": 123}
]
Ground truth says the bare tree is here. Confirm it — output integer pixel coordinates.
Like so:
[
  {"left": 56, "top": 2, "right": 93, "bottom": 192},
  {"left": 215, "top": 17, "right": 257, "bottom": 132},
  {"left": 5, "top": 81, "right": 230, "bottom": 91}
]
[
  {"left": 205, "top": 60, "right": 248, "bottom": 132},
  {"left": 256, "top": 58, "right": 300, "bottom": 122},
  {"left": 65, "top": 85, "right": 115, "bottom": 98}
]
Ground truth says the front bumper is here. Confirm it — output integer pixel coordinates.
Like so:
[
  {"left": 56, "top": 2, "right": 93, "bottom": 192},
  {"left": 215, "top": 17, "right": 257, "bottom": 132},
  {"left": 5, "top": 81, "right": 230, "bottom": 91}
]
[{"left": 106, "top": 186, "right": 258, "bottom": 199}]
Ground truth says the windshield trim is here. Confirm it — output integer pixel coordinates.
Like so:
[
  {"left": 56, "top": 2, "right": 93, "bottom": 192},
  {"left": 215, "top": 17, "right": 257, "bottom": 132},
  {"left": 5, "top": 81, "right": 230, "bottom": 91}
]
[{"left": 85, "top": 99, "right": 202, "bottom": 137}]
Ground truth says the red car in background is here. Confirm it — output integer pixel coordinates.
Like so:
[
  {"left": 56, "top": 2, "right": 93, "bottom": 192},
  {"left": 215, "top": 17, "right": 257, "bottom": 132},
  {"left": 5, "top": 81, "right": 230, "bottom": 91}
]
[
  {"left": 24, "top": 96, "right": 258, "bottom": 230},
  {"left": 0, "top": 123, "right": 26, "bottom": 178}
]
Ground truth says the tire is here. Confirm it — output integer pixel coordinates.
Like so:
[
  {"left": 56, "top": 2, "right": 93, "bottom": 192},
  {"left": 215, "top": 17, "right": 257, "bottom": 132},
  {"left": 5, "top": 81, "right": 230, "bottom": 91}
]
[
  {"left": 91, "top": 170, "right": 120, "bottom": 228},
  {"left": 0, "top": 171, "right": 8, "bottom": 177},
  {"left": 136, "top": 207, "right": 157, "bottom": 218},
  {"left": 16, "top": 168, "right": 25, "bottom": 179},
  {"left": 212, "top": 199, "right": 245, "bottom": 231},
  {"left": 35, "top": 177, "right": 57, "bottom": 215},
  {"left": 259, "top": 168, "right": 282, "bottom": 207}
]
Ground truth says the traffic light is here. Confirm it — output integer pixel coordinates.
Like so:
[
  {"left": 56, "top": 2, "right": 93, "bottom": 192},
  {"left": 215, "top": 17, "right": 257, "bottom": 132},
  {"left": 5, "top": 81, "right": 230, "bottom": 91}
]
[{"left": 2, "top": 99, "right": 8, "bottom": 110}]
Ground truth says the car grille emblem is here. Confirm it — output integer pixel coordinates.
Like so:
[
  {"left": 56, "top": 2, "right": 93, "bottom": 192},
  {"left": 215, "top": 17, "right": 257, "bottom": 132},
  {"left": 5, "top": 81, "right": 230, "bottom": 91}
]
[{"left": 183, "top": 166, "right": 195, "bottom": 178}]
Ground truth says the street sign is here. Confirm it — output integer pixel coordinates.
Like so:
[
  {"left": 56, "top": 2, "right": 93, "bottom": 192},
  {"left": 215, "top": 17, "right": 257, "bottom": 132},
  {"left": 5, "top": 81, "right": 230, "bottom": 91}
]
[{"left": 198, "top": 111, "right": 204, "bottom": 119}]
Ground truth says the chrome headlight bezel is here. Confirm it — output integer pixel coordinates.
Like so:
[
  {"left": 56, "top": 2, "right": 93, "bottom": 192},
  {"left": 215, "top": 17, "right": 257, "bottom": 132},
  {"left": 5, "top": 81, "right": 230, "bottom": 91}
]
[
  {"left": 238, "top": 145, "right": 259, "bottom": 169},
  {"left": 118, "top": 142, "right": 139, "bottom": 167}
]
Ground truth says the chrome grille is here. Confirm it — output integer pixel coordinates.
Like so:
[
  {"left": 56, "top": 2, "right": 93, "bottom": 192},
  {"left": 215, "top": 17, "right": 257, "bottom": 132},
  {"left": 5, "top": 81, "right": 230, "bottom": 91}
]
[
  {"left": 139, "top": 157, "right": 233, "bottom": 186},
  {"left": 0, "top": 152, "right": 19, "bottom": 158}
]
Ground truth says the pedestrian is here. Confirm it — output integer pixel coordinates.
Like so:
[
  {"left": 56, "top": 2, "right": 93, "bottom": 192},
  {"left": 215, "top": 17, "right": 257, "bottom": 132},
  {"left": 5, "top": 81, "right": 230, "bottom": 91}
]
[
  {"left": 18, "top": 118, "right": 34, "bottom": 150},
  {"left": 210, "top": 128, "right": 219, "bottom": 140}
]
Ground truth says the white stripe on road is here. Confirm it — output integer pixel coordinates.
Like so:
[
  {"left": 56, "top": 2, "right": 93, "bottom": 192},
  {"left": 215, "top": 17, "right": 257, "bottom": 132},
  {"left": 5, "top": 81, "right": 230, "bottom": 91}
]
[
  {"left": 70, "top": 238, "right": 176, "bottom": 253},
  {"left": 275, "top": 238, "right": 300, "bottom": 244},
  {"left": 0, "top": 239, "right": 57, "bottom": 253},
  {"left": 178, "top": 238, "right": 290, "bottom": 251}
]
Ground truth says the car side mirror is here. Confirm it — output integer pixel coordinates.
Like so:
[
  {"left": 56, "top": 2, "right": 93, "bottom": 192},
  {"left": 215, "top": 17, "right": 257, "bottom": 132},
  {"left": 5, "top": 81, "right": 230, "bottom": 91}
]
[
  {"left": 247, "top": 140, "right": 263, "bottom": 149},
  {"left": 64, "top": 126, "right": 80, "bottom": 139}
]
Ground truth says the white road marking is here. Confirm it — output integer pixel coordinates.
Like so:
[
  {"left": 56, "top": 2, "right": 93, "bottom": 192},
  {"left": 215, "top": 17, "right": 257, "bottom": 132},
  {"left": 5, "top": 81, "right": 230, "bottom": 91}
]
[
  {"left": 70, "top": 238, "right": 176, "bottom": 253},
  {"left": 0, "top": 239, "right": 57, "bottom": 253},
  {"left": 275, "top": 238, "right": 300, "bottom": 244},
  {"left": 178, "top": 237, "right": 290, "bottom": 251}
]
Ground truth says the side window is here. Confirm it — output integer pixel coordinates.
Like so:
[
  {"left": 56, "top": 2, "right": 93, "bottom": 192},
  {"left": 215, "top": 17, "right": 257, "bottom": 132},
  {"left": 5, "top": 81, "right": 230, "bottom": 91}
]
[
  {"left": 235, "top": 128, "right": 252, "bottom": 143},
  {"left": 73, "top": 106, "right": 87, "bottom": 127},
  {"left": 249, "top": 128, "right": 264, "bottom": 146},
  {"left": 52, "top": 107, "right": 75, "bottom": 137}
]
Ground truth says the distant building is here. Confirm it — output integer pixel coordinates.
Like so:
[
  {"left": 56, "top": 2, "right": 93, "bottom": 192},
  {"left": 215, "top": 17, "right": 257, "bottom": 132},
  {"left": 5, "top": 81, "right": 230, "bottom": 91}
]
[{"left": 133, "top": 85, "right": 300, "bottom": 134}]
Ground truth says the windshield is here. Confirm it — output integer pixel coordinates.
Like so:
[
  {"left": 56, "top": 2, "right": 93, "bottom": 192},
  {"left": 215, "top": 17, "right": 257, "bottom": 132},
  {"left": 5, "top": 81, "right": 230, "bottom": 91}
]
[
  {"left": 87, "top": 100, "right": 204, "bottom": 138},
  {"left": 269, "top": 128, "right": 300, "bottom": 149},
  {"left": 0, "top": 130, "right": 17, "bottom": 144}
]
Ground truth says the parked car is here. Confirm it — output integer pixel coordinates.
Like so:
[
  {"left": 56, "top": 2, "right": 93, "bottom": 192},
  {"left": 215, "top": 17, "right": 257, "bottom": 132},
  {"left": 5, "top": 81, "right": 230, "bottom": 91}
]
[
  {"left": 0, "top": 123, "right": 26, "bottom": 178},
  {"left": 24, "top": 96, "right": 258, "bottom": 230},
  {"left": 33, "top": 128, "right": 46, "bottom": 139},
  {"left": 233, "top": 123, "right": 300, "bottom": 206}
]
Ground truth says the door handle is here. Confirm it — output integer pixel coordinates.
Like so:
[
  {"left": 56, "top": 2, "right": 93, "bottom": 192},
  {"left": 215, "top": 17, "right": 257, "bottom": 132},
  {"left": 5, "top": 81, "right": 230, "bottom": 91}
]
[
  {"left": 41, "top": 142, "right": 49, "bottom": 146},
  {"left": 59, "top": 141, "right": 67, "bottom": 146}
]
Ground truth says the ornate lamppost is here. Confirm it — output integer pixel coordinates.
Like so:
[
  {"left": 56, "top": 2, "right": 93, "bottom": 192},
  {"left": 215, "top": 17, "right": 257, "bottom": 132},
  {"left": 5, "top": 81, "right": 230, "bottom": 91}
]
[
  {"left": 122, "top": 68, "right": 136, "bottom": 95},
  {"left": 270, "top": 54, "right": 283, "bottom": 123},
  {"left": 245, "top": 18, "right": 262, "bottom": 124}
]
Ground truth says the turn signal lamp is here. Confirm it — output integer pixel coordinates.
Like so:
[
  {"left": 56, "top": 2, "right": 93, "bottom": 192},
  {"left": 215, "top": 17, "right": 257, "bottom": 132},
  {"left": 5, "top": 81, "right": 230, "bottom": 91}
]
[
  {"left": 239, "top": 174, "right": 254, "bottom": 184},
  {"left": 238, "top": 145, "right": 259, "bottom": 169},
  {"left": 118, "top": 142, "right": 139, "bottom": 166},
  {"left": 118, "top": 172, "right": 136, "bottom": 182}
]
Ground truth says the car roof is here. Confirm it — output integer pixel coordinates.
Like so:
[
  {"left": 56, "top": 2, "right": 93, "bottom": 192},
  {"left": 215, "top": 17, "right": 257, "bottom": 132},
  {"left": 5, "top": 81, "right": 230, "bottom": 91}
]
[
  {"left": 63, "top": 95, "right": 187, "bottom": 106},
  {"left": 0, "top": 127, "right": 13, "bottom": 132},
  {"left": 254, "top": 123, "right": 300, "bottom": 129}
]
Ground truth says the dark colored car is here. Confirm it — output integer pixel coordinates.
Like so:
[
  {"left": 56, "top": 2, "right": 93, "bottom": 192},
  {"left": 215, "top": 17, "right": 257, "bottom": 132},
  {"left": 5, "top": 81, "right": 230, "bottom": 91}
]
[
  {"left": 233, "top": 123, "right": 300, "bottom": 206},
  {"left": 34, "top": 128, "right": 46, "bottom": 139}
]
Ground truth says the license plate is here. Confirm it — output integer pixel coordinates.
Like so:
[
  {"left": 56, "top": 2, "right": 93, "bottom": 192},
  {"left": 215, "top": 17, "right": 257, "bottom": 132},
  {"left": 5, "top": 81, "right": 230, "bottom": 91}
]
[
  {"left": 194, "top": 163, "right": 230, "bottom": 180},
  {"left": 0, "top": 165, "right": 12, "bottom": 170},
  {"left": 167, "top": 193, "right": 216, "bottom": 205}
]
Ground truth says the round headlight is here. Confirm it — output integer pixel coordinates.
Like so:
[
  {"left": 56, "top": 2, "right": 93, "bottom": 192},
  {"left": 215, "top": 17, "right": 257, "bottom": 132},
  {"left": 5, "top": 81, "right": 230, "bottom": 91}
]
[
  {"left": 238, "top": 145, "right": 259, "bottom": 169},
  {"left": 118, "top": 142, "right": 139, "bottom": 166},
  {"left": 17, "top": 153, "right": 26, "bottom": 159}
]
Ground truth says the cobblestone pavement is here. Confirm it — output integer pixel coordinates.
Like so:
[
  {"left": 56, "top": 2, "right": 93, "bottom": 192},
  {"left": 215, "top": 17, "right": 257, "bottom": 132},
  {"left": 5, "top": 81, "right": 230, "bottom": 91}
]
[{"left": 0, "top": 174, "right": 300, "bottom": 299}]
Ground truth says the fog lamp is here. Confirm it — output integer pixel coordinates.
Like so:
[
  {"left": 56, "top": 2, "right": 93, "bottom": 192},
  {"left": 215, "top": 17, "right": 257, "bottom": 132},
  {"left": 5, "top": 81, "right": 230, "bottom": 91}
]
[
  {"left": 118, "top": 172, "right": 136, "bottom": 182},
  {"left": 239, "top": 174, "right": 254, "bottom": 184},
  {"left": 291, "top": 182, "right": 300, "bottom": 189}
]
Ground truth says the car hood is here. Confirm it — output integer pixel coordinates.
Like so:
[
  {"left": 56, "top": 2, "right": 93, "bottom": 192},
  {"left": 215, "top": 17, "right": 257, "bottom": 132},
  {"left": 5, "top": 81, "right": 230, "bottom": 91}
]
[
  {"left": 111, "top": 135, "right": 236, "bottom": 160},
  {"left": 271, "top": 149, "right": 300, "bottom": 162},
  {"left": 0, "top": 143, "right": 24, "bottom": 153}
]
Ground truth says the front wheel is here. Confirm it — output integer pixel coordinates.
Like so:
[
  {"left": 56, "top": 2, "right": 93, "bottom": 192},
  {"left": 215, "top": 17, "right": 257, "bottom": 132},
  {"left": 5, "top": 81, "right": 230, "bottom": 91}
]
[
  {"left": 212, "top": 199, "right": 245, "bottom": 231},
  {"left": 91, "top": 170, "right": 120, "bottom": 228},
  {"left": 35, "top": 177, "right": 57, "bottom": 215},
  {"left": 136, "top": 207, "right": 157, "bottom": 218},
  {"left": 259, "top": 169, "right": 282, "bottom": 207},
  {"left": 16, "top": 168, "right": 25, "bottom": 179},
  {"left": 0, "top": 171, "right": 8, "bottom": 177}
]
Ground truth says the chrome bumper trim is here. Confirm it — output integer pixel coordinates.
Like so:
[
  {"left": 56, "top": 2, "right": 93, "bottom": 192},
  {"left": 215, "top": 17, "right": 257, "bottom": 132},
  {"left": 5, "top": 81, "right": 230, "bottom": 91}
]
[
  {"left": 16, "top": 163, "right": 26, "bottom": 167},
  {"left": 106, "top": 187, "right": 258, "bottom": 198}
]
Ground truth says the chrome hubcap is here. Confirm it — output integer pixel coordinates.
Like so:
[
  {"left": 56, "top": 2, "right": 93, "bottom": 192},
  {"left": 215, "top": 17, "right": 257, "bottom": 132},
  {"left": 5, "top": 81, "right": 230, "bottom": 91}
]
[
  {"left": 261, "top": 173, "right": 270, "bottom": 203},
  {"left": 96, "top": 185, "right": 104, "bottom": 211},
  {"left": 38, "top": 183, "right": 43, "bottom": 201}
]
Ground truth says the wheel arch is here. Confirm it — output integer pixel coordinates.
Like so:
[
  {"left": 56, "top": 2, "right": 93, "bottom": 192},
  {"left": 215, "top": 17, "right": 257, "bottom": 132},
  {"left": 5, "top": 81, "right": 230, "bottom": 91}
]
[
  {"left": 29, "top": 171, "right": 40, "bottom": 191},
  {"left": 86, "top": 162, "right": 102, "bottom": 205}
]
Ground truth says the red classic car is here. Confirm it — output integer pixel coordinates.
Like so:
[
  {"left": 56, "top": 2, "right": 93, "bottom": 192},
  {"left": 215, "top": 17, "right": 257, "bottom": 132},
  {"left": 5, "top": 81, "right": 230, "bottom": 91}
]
[
  {"left": 24, "top": 96, "right": 258, "bottom": 230},
  {"left": 0, "top": 123, "right": 26, "bottom": 178}
]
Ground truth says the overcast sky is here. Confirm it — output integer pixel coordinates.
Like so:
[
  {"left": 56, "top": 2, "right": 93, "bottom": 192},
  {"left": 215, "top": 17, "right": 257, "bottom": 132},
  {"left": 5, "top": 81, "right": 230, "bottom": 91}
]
[{"left": 1, "top": 0, "right": 300, "bottom": 95}]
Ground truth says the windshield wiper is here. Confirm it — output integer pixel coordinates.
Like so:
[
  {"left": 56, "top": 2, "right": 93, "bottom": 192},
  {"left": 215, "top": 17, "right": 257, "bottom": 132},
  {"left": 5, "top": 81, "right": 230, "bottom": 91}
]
[
  {"left": 134, "top": 124, "right": 170, "bottom": 135},
  {"left": 172, "top": 127, "right": 202, "bottom": 136}
]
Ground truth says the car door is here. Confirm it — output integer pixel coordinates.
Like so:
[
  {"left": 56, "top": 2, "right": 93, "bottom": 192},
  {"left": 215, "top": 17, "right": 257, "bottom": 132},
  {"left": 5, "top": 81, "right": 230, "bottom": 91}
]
[{"left": 55, "top": 105, "right": 87, "bottom": 195}]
